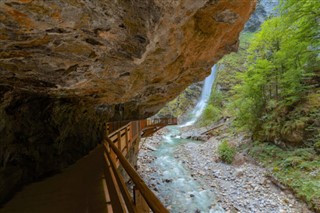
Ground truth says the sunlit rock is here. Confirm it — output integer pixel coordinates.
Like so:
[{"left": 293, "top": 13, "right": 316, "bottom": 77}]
[{"left": 0, "top": 0, "right": 256, "bottom": 203}]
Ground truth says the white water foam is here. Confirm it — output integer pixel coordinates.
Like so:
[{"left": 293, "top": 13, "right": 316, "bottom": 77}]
[{"left": 180, "top": 65, "right": 217, "bottom": 127}]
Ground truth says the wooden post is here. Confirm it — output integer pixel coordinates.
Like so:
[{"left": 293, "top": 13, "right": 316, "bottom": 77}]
[
  {"left": 104, "top": 145, "right": 138, "bottom": 213},
  {"left": 103, "top": 151, "right": 125, "bottom": 213},
  {"left": 104, "top": 119, "right": 178, "bottom": 212},
  {"left": 125, "top": 127, "right": 129, "bottom": 154},
  {"left": 134, "top": 187, "right": 150, "bottom": 213},
  {"left": 117, "top": 131, "right": 121, "bottom": 151},
  {"left": 105, "top": 137, "right": 169, "bottom": 213}
]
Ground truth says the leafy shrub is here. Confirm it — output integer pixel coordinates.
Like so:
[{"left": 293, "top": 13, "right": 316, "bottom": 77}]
[
  {"left": 246, "top": 141, "right": 320, "bottom": 211},
  {"left": 299, "top": 161, "right": 320, "bottom": 172},
  {"left": 218, "top": 140, "right": 236, "bottom": 164},
  {"left": 198, "top": 104, "right": 221, "bottom": 126},
  {"left": 291, "top": 148, "right": 315, "bottom": 160},
  {"left": 281, "top": 156, "right": 304, "bottom": 168},
  {"left": 314, "top": 141, "right": 320, "bottom": 154}
]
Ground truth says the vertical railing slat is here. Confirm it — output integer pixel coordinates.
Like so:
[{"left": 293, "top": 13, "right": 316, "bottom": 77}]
[{"left": 104, "top": 118, "right": 176, "bottom": 213}]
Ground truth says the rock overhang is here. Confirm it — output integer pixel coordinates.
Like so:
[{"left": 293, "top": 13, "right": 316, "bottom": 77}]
[
  {"left": 0, "top": 0, "right": 257, "bottom": 204},
  {"left": 0, "top": 0, "right": 256, "bottom": 119}
]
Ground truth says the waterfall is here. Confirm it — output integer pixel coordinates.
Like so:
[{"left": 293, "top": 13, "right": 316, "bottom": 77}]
[{"left": 181, "top": 65, "right": 217, "bottom": 127}]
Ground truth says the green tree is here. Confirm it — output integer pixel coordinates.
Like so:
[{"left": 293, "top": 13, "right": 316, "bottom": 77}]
[{"left": 232, "top": 0, "right": 319, "bottom": 135}]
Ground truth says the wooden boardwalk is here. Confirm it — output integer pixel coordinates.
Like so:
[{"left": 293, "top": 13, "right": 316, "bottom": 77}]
[
  {"left": 0, "top": 118, "right": 177, "bottom": 213},
  {"left": 0, "top": 146, "right": 107, "bottom": 213}
]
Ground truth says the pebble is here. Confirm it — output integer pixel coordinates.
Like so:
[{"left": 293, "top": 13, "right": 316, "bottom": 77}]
[{"left": 137, "top": 127, "right": 312, "bottom": 213}]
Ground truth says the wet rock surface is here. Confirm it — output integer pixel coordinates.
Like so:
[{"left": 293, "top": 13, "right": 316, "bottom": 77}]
[
  {"left": 0, "top": 0, "right": 256, "bottom": 203},
  {"left": 157, "top": 82, "right": 203, "bottom": 120},
  {"left": 0, "top": 0, "right": 256, "bottom": 115},
  {"left": 138, "top": 126, "right": 312, "bottom": 213}
]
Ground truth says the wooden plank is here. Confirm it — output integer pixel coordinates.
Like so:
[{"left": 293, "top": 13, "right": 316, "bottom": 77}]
[
  {"left": 103, "top": 151, "right": 125, "bottom": 213},
  {"left": 109, "top": 150, "right": 119, "bottom": 169},
  {"left": 104, "top": 118, "right": 177, "bottom": 212},
  {"left": 129, "top": 123, "right": 133, "bottom": 142},
  {"left": 104, "top": 153, "right": 128, "bottom": 212},
  {"left": 121, "top": 136, "right": 126, "bottom": 153},
  {"left": 108, "top": 123, "right": 130, "bottom": 139},
  {"left": 109, "top": 134, "right": 118, "bottom": 143},
  {"left": 140, "top": 120, "right": 147, "bottom": 130},
  {"left": 104, "top": 146, "right": 138, "bottom": 213},
  {"left": 134, "top": 187, "right": 149, "bottom": 213},
  {"left": 105, "top": 137, "right": 169, "bottom": 213},
  {"left": 102, "top": 175, "right": 114, "bottom": 213},
  {"left": 125, "top": 127, "right": 129, "bottom": 153},
  {"left": 122, "top": 149, "right": 128, "bottom": 157},
  {"left": 106, "top": 123, "right": 110, "bottom": 136},
  {"left": 117, "top": 132, "right": 121, "bottom": 151},
  {"left": 121, "top": 128, "right": 126, "bottom": 136}
]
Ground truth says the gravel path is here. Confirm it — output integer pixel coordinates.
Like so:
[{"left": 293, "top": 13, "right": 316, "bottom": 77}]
[{"left": 138, "top": 128, "right": 312, "bottom": 213}]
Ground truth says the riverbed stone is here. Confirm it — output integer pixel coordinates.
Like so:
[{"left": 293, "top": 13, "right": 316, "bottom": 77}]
[{"left": 138, "top": 125, "right": 312, "bottom": 213}]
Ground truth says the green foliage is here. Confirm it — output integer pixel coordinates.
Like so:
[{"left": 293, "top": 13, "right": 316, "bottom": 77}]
[
  {"left": 281, "top": 156, "right": 304, "bottom": 168},
  {"left": 314, "top": 141, "right": 320, "bottom": 154},
  {"left": 198, "top": 104, "right": 221, "bottom": 126},
  {"left": 157, "top": 84, "right": 201, "bottom": 118},
  {"left": 230, "top": 0, "right": 320, "bottom": 140},
  {"left": 244, "top": 141, "right": 320, "bottom": 210},
  {"left": 208, "top": 89, "right": 224, "bottom": 108},
  {"left": 218, "top": 140, "right": 236, "bottom": 164},
  {"left": 280, "top": 0, "right": 320, "bottom": 47},
  {"left": 198, "top": 32, "right": 254, "bottom": 126}
]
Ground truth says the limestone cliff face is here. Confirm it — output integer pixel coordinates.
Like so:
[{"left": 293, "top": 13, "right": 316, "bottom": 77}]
[
  {"left": 156, "top": 82, "right": 202, "bottom": 119},
  {"left": 0, "top": 0, "right": 256, "bottom": 203},
  {"left": 244, "top": 0, "right": 278, "bottom": 32},
  {"left": 1, "top": 0, "right": 256, "bottom": 118}
]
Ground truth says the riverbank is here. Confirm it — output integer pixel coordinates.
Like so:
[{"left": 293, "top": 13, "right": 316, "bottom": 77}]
[{"left": 138, "top": 124, "right": 312, "bottom": 213}]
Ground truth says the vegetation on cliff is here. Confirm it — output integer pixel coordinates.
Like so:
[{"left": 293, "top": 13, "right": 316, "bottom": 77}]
[
  {"left": 242, "top": 141, "right": 320, "bottom": 211},
  {"left": 197, "top": 32, "right": 253, "bottom": 126},
  {"left": 231, "top": 2, "right": 319, "bottom": 145},
  {"left": 204, "top": 0, "right": 319, "bottom": 147},
  {"left": 200, "top": 0, "right": 319, "bottom": 210},
  {"left": 218, "top": 140, "right": 236, "bottom": 164},
  {"left": 156, "top": 83, "right": 202, "bottom": 119}
]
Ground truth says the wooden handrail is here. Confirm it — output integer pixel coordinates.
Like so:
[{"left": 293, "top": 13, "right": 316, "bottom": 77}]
[
  {"left": 145, "top": 117, "right": 177, "bottom": 126},
  {"left": 105, "top": 136, "right": 169, "bottom": 213},
  {"left": 141, "top": 117, "right": 177, "bottom": 138},
  {"left": 103, "top": 118, "right": 176, "bottom": 212},
  {"left": 108, "top": 122, "right": 131, "bottom": 138},
  {"left": 104, "top": 148, "right": 137, "bottom": 213}
]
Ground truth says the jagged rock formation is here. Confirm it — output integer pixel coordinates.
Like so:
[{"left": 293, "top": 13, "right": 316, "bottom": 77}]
[
  {"left": 244, "top": 0, "right": 278, "bottom": 32},
  {"left": 159, "top": 0, "right": 278, "bottom": 121},
  {"left": 0, "top": 0, "right": 256, "bottom": 203},
  {"left": 156, "top": 82, "right": 202, "bottom": 119}
]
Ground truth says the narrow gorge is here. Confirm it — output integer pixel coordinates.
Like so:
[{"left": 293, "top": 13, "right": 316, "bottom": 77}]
[
  {"left": 137, "top": 0, "right": 319, "bottom": 212},
  {"left": 1, "top": 0, "right": 319, "bottom": 212},
  {"left": 0, "top": 0, "right": 256, "bottom": 205}
]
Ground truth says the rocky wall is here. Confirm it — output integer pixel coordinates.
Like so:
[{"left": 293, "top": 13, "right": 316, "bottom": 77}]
[
  {"left": 0, "top": 90, "right": 107, "bottom": 204},
  {"left": 0, "top": 0, "right": 256, "bottom": 204}
]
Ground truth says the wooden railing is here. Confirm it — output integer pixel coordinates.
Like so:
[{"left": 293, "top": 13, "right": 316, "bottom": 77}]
[
  {"left": 140, "top": 117, "right": 177, "bottom": 138},
  {"left": 107, "top": 121, "right": 131, "bottom": 135},
  {"left": 103, "top": 120, "right": 171, "bottom": 213},
  {"left": 148, "top": 117, "right": 178, "bottom": 125},
  {"left": 140, "top": 117, "right": 178, "bottom": 130}
]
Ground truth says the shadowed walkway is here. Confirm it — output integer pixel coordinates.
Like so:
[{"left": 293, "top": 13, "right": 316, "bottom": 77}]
[
  {"left": 0, "top": 119, "right": 177, "bottom": 213},
  {"left": 0, "top": 146, "right": 107, "bottom": 213}
]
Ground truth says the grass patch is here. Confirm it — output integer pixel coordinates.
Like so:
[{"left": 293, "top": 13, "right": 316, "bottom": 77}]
[
  {"left": 218, "top": 140, "right": 236, "bottom": 164},
  {"left": 242, "top": 141, "right": 320, "bottom": 211}
]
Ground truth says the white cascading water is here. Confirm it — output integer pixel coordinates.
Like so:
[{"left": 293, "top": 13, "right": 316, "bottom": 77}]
[
  {"left": 181, "top": 65, "right": 217, "bottom": 127},
  {"left": 143, "top": 64, "right": 224, "bottom": 212},
  {"left": 148, "top": 125, "right": 224, "bottom": 212}
]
